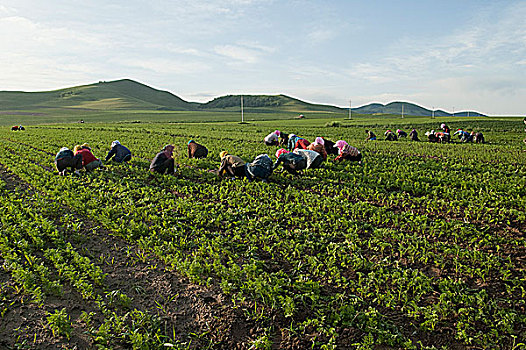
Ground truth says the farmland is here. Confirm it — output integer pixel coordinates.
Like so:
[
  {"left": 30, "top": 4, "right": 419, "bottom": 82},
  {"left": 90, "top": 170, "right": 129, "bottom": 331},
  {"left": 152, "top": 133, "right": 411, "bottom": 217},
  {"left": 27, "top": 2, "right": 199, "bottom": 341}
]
[{"left": 0, "top": 116, "right": 525, "bottom": 349}]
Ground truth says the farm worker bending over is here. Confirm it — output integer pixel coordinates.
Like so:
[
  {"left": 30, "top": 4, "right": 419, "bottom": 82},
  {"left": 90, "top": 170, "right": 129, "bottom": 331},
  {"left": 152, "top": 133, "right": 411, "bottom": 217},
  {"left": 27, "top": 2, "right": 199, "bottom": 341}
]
[
  {"left": 74, "top": 144, "right": 103, "bottom": 172},
  {"left": 105, "top": 140, "right": 132, "bottom": 163},
  {"left": 273, "top": 148, "right": 307, "bottom": 174},
  {"left": 474, "top": 132, "right": 485, "bottom": 144},
  {"left": 218, "top": 151, "right": 246, "bottom": 178},
  {"left": 464, "top": 132, "right": 474, "bottom": 143},
  {"left": 440, "top": 123, "right": 451, "bottom": 134},
  {"left": 55, "top": 147, "right": 83, "bottom": 176},
  {"left": 306, "top": 137, "right": 328, "bottom": 160},
  {"left": 264, "top": 130, "right": 281, "bottom": 146},
  {"left": 294, "top": 149, "right": 324, "bottom": 169},
  {"left": 384, "top": 130, "right": 398, "bottom": 141},
  {"left": 453, "top": 129, "right": 471, "bottom": 142},
  {"left": 279, "top": 132, "right": 289, "bottom": 147},
  {"left": 287, "top": 134, "right": 311, "bottom": 150},
  {"left": 409, "top": 129, "right": 419, "bottom": 141},
  {"left": 246, "top": 154, "right": 273, "bottom": 182},
  {"left": 365, "top": 130, "right": 377, "bottom": 141},
  {"left": 150, "top": 144, "right": 176, "bottom": 174},
  {"left": 425, "top": 130, "right": 438, "bottom": 143},
  {"left": 187, "top": 140, "right": 208, "bottom": 159},
  {"left": 434, "top": 131, "right": 450, "bottom": 143},
  {"left": 397, "top": 129, "right": 407, "bottom": 138},
  {"left": 333, "top": 140, "right": 362, "bottom": 163},
  {"left": 323, "top": 138, "right": 338, "bottom": 156}
]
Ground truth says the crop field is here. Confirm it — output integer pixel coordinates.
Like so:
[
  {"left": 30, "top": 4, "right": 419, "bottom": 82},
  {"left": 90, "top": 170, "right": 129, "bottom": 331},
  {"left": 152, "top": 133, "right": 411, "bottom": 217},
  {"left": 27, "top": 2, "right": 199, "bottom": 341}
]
[{"left": 0, "top": 117, "right": 525, "bottom": 349}]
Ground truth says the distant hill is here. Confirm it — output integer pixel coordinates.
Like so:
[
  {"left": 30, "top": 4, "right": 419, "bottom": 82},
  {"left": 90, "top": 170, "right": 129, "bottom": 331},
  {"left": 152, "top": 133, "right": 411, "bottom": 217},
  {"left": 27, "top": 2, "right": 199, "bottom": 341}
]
[
  {"left": 353, "top": 101, "right": 485, "bottom": 117},
  {"left": 0, "top": 78, "right": 484, "bottom": 117},
  {"left": 198, "top": 94, "right": 344, "bottom": 113},
  {"left": 0, "top": 79, "right": 196, "bottom": 111}
]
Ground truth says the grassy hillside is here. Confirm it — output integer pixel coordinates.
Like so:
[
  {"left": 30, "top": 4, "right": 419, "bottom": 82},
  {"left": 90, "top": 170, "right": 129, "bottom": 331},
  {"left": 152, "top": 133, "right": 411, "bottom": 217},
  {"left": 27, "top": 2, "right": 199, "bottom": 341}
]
[
  {"left": 1, "top": 79, "right": 486, "bottom": 123},
  {"left": 199, "top": 94, "right": 345, "bottom": 114},
  {"left": 0, "top": 79, "right": 195, "bottom": 111},
  {"left": 353, "top": 101, "right": 485, "bottom": 117}
]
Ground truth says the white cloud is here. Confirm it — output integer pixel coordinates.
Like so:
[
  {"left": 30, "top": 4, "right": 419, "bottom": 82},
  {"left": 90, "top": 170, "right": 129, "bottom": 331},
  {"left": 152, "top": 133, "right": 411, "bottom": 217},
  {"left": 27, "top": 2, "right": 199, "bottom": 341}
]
[
  {"left": 164, "top": 45, "right": 207, "bottom": 57},
  {"left": 116, "top": 57, "right": 211, "bottom": 75},
  {"left": 288, "top": 64, "right": 339, "bottom": 81},
  {"left": 307, "top": 27, "right": 335, "bottom": 43},
  {"left": 214, "top": 45, "right": 258, "bottom": 63},
  {"left": 341, "top": 1, "right": 526, "bottom": 93},
  {"left": 0, "top": 16, "right": 109, "bottom": 53},
  {"left": 236, "top": 40, "right": 275, "bottom": 53},
  {"left": 214, "top": 41, "right": 275, "bottom": 63},
  {"left": 0, "top": 5, "right": 16, "bottom": 15},
  {"left": 344, "top": 63, "right": 398, "bottom": 84}
]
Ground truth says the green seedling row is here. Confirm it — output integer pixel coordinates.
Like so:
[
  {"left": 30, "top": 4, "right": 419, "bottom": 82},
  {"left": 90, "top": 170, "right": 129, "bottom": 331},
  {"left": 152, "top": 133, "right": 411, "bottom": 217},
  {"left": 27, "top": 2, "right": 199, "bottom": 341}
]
[{"left": 1, "top": 120, "right": 525, "bottom": 349}]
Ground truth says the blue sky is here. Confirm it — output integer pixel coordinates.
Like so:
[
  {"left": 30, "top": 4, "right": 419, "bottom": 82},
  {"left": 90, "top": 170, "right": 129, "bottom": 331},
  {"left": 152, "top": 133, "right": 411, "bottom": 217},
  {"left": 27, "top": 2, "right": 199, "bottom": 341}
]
[{"left": 1, "top": 0, "right": 525, "bottom": 115}]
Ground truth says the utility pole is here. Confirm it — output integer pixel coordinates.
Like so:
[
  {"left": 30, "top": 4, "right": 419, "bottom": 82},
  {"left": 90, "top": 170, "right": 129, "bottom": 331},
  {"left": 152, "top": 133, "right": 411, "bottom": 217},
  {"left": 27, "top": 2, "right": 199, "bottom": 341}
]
[
  {"left": 401, "top": 103, "right": 404, "bottom": 119},
  {"left": 432, "top": 107, "right": 435, "bottom": 119},
  {"left": 241, "top": 95, "right": 244, "bottom": 123},
  {"left": 349, "top": 99, "right": 352, "bottom": 120}
]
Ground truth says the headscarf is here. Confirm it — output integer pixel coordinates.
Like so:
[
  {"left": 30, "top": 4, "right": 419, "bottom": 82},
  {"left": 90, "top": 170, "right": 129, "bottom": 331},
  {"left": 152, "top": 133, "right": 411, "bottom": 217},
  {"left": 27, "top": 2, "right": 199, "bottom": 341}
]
[
  {"left": 188, "top": 140, "right": 194, "bottom": 145},
  {"left": 81, "top": 143, "right": 90, "bottom": 150},
  {"left": 289, "top": 134, "right": 296, "bottom": 138},
  {"left": 73, "top": 145, "right": 82, "bottom": 152},
  {"left": 396, "top": 129, "right": 401, "bottom": 133},
  {"left": 163, "top": 144, "right": 174, "bottom": 156},
  {"left": 111, "top": 140, "right": 120, "bottom": 148},
  {"left": 59, "top": 147, "right": 69, "bottom": 152},
  {"left": 440, "top": 123, "right": 446, "bottom": 129},
  {"left": 334, "top": 140, "right": 348, "bottom": 151},
  {"left": 275, "top": 130, "right": 281, "bottom": 137},
  {"left": 315, "top": 137, "right": 325, "bottom": 146},
  {"left": 275, "top": 148, "right": 289, "bottom": 158},
  {"left": 219, "top": 151, "right": 228, "bottom": 159}
]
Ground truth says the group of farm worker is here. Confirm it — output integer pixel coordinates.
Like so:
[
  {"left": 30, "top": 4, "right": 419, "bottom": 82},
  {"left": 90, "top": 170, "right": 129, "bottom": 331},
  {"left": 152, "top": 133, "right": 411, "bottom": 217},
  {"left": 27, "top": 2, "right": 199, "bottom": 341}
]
[
  {"left": 54, "top": 141, "right": 131, "bottom": 175},
  {"left": 428, "top": 123, "right": 484, "bottom": 143},
  {"left": 146, "top": 133, "right": 361, "bottom": 183},
  {"left": 364, "top": 123, "right": 484, "bottom": 144},
  {"left": 54, "top": 139, "right": 209, "bottom": 176},
  {"left": 53, "top": 122, "right": 486, "bottom": 179},
  {"left": 264, "top": 130, "right": 361, "bottom": 160},
  {"left": 369, "top": 129, "right": 420, "bottom": 142},
  {"left": 216, "top": 130, "right": 360, "bottom": 182},
  {"left": 149, "top": 140, "right": 209, "bottom": 174}
]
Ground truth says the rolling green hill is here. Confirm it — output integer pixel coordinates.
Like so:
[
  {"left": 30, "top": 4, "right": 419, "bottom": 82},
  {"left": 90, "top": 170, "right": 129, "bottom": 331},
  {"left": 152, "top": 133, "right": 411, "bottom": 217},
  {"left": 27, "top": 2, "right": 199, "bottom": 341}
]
[
  {"left": 0, "top": 79, "right": 345, "bottom": 115},
  {"left": 0, "top": 79, "right": 485, "bottom": 119},
  {"left": 0, "top": 79, "right": 196, "bottom": 111},
  {"left": 352, "top": 101, "right": 485, "bottom": 117},
  {"left": 198, "top": 94, "right": 345, "bottom": 113}
]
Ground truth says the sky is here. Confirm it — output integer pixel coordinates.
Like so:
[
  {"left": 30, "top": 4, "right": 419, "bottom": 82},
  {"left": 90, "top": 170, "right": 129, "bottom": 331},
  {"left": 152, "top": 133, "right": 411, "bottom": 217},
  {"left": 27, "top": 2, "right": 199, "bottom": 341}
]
[{"left": 1, "top": 0, "right": 525, "bottom": 116}]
